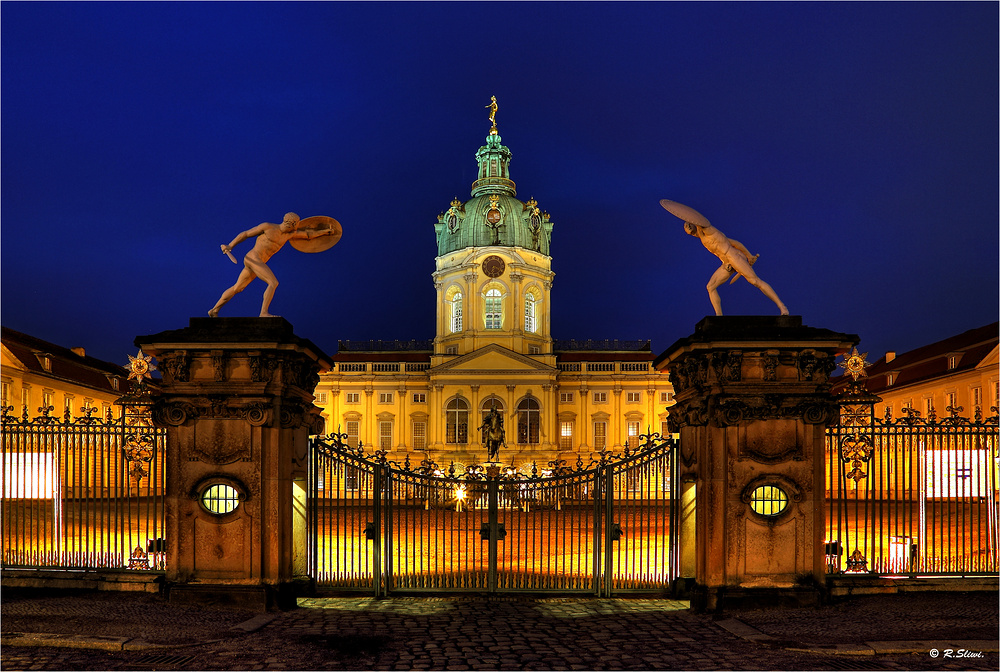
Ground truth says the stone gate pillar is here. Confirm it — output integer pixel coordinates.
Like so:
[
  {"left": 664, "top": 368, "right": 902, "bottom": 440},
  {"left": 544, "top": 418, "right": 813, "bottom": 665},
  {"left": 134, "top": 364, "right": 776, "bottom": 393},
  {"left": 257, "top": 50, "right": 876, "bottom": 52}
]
[
  {"left": 655, "top": 317, "right": 855, "bottom": 611},
  {"left": 136, "top": 318, "right": 331, "bottom": 609}
]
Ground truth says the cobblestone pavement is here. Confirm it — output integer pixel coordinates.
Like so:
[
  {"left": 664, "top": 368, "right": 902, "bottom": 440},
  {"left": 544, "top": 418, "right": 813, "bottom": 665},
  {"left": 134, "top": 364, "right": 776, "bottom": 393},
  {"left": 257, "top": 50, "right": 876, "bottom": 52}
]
[{"left": 2, "top": 589, "right": 997, "bottom": 671}]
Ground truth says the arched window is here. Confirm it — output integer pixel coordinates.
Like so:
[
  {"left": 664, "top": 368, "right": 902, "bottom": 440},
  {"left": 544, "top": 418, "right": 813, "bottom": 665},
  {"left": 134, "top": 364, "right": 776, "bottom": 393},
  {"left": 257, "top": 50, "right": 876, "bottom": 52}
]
[
  {"left": 524, "top": 294, "right": 537, "bottom": 333},
  {"left": 446, "top": 398, "right": 469, "bottom": 444},
  {"left": 516, "top": 397, "right": 540, "bottom": 444},
  {"left": 484, "top": 288, "right": 502, "bottom": 329},
  {"left": 451, "top": 292, "right": 463, "bottom": 333}
]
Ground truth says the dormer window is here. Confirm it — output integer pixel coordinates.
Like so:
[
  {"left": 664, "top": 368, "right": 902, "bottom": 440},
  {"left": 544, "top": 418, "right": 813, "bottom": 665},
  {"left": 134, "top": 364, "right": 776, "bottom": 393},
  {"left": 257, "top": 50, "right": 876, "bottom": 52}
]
[
  {"left": 886, "top": 373, "right": 895, "bottom": 386},
  {"left": 107, "top": 376, "right": 120, "bottom": 391},
  {"left": 34, "top": 353, "right": 52, "bottom": 372},
  {"left": 947, "top": 354, "right": 960, "bottom": 369}
]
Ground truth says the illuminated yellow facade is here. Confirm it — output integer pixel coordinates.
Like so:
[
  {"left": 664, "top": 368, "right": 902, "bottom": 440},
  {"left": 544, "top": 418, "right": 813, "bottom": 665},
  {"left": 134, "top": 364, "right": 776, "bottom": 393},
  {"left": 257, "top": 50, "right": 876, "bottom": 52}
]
[
  {"left": 1, "top": 327, "right": 128, "bottom": 421},
  {"left": 315, "top": 118, "right": 674, "bottom": 469},
  {"left": 847, "top": 323, "right": 999, "bottom": 421}
]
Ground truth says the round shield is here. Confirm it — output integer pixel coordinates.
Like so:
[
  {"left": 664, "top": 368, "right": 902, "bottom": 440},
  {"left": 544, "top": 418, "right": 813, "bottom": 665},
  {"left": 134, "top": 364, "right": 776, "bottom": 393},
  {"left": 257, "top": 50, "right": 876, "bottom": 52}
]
[
  {"left": 659, "top": 199, "right": 711, "bottom": 228},
  {"left": 290, "top": 216, "right": 342, "bottom": 253}
]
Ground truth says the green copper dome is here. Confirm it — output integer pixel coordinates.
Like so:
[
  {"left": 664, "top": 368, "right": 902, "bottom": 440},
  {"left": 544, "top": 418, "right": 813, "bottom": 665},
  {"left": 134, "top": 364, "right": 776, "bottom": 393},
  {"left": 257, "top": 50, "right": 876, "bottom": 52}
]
[{"left": 435, "top": 130, "right": 553, "bottom": 256}]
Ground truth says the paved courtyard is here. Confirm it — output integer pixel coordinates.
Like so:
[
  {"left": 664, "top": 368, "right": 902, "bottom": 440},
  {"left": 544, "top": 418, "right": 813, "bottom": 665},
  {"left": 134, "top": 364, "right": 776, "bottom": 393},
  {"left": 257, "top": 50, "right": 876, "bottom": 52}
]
[{"left": 1, "top": 588, "right": 997, "bottom": 671}]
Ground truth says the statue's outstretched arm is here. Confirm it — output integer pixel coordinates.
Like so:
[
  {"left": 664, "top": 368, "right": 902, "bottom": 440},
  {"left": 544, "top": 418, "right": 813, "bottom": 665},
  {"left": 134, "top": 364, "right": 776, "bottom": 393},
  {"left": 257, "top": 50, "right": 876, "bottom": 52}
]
[{"left": 225, "top": 223, "right": 267, "bottom": 251}]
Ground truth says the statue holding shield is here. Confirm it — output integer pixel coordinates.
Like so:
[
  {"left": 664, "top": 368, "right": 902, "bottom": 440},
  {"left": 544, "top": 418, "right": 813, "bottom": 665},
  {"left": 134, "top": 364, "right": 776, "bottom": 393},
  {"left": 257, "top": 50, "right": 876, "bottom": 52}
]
[
  {"left": 660, "top": 199, "right": 788, "bottom": 317},
  {"left": 209, "top": 212, "right": 342, "bottom": 318}
]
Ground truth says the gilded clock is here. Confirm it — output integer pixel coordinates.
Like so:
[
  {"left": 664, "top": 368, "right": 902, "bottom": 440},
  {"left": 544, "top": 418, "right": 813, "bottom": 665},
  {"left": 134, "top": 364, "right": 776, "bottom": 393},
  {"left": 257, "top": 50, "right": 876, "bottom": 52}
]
[{"left": 482, "top": 255, "right": 505, "bottom": 278}]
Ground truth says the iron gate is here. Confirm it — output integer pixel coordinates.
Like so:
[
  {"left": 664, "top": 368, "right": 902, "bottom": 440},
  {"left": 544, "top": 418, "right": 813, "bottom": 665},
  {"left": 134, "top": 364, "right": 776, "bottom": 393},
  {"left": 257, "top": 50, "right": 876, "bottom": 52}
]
[{"left": 308, "top": 433, "right": 678, "bottom": 595}]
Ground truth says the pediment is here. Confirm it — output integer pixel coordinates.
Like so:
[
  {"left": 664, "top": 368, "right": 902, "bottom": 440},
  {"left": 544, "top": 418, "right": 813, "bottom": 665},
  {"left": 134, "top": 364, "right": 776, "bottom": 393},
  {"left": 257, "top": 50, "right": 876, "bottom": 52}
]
[
  {"left": 430, "top": 344, "right": 556, "bottom": 374},
  {"left": 0, "top": 344, "right": 26, "bottom": 372},
  {"left": 976, "top": 344, "right": 999, "bottom": 370}
]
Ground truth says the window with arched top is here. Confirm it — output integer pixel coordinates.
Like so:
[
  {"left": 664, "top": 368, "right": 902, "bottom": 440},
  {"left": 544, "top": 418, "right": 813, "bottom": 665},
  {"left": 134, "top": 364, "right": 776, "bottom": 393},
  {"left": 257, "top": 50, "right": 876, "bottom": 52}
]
[
  {"left": 451, "top": 292, "right": 463, "bottom": 333},
  {"left": 484, "top": 288, "right": 502, "bottom": 329},
  {"left": 446, "top": 398, "right": 469, "bottom": 444},
  {"left": 524, "top": 294, "right": 537, "bottom": 333},
  {"left": 516, "top": 397, "right": 540, "bottom": 444}
]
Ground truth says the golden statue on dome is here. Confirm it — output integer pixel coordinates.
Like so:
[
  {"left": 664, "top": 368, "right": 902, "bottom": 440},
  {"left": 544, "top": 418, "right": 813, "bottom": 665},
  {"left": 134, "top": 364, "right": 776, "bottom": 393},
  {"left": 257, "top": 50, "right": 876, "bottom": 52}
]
[{"left": 486, "top": 95, "right": 498, "bottom": 133}]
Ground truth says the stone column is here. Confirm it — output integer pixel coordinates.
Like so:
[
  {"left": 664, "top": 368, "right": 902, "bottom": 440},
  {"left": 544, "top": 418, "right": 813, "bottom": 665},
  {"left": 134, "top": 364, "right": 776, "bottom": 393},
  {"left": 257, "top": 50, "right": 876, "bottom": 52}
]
[
  {"left": 655, "top": 316, "right": 855, "bottom": 611},
  {"left": 136, "top": 318, "right": 331, "bottom": 610}
]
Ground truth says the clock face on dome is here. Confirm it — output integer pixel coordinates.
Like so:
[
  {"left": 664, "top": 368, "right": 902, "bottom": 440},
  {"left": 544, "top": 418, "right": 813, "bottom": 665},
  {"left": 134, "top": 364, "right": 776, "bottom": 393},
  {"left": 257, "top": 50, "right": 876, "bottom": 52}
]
[
  {"left": 486, "top": 208, "right": 502, "bottom": 225},
  {"left": 482, "top": 255, "right": 505, "bottom": 278}
]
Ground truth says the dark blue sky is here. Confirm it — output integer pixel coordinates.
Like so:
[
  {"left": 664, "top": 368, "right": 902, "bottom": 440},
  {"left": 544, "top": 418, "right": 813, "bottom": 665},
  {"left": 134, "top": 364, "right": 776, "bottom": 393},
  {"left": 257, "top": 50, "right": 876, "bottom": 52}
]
[{"left": 2, "top": 2, "right": 997, "bottom": 366}]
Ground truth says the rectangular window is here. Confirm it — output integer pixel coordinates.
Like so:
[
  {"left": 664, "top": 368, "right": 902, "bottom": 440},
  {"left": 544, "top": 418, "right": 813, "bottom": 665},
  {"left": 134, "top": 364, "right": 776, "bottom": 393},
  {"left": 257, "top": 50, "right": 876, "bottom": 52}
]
[
  {"left": 923, "top": 397, "right": 934, "bottom": 416},
  {"left": 379, "top": 421, "right": 393, "bottom": 449},
  {"left": 559, "top": 421, "right": 573, "bottom": 450},
  {"left": 661, "top": 420, "right": 670, "bottom": 438},
  {"left": 412, "top": 421, "right": 426, "bottom": 450},
  {"left": 627, "top": 391, "right": 641, "bottom": 403},
  {"left": 627, "top": 421, "right": 640, "bottom": 448},
  {"left": 344, "top": 465, "right": 359, "bottom": 491},
  {"left": 345, "top": 393, "right": 360, "bottom": 404},
  {"left": 972, "top": 386, "right": 983, "bottom": 409},
  {"left": 314, "top": 392, "right": 328, "bottom": 404},
  {"left": 593, "top": 392, "right": 607, "bottom": 404},
  {"left": 42, "top": 391, "right": 54, "bottom": 411},
  {"left": 379, "top": 392, "right": 394, "bottom": 404},
  {"left": 21, "top": 388, "right": 30, "bottom": 412},
  {"left": 64, "top": 396, "right": 73, "bottom": 414},
  {"left": 346, "top": 421, "right": 360, "bottom": 449},
  {"left": 659, "top": 391, "right": 673, "bottom": 404},
  {"left": 945, "top": 392, "right": 957, "bottom": 412},
  {"left": 560, "top": 392, "right": 574, "bottom": 403},
  {"left": 529, "top": 345, "right": 540, "bottom": 355},
  {"left": 626, "top": 470, "right": 641, "bottom": 493},
  {"left": 446, "top": 346, "right": 457, "bottom": 355},
  {"left": 1, "top": 382, "right": 9, "bottom": 408},
  {"left": 593, "top": 421, "right": 607, "bottom": 450},
  {"left": 412, "top": 392, "right": 426, "bottom": 403}
]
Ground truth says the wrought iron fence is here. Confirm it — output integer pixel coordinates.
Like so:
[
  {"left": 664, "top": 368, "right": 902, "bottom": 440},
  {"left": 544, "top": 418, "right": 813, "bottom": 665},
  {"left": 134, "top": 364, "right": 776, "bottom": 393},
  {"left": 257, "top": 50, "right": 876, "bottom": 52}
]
[
  {"left": 308, "top": 433, "right": 678, "bottom": 595},
  {"left": 826, "top": 377, "right": 999, "bottom": 576},
  {"left": 1, "top": 390, "right": 166, "bottom": 571}
]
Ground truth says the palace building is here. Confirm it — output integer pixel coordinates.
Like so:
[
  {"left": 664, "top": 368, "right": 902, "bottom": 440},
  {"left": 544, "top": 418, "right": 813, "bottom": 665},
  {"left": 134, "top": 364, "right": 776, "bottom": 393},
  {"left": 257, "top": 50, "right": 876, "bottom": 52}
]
[
  {"left": 314, "top": 118, "right": 674, "bottom": 471},
  {"left": 1, "top": 326, "right": 132, "bottom": 421}
]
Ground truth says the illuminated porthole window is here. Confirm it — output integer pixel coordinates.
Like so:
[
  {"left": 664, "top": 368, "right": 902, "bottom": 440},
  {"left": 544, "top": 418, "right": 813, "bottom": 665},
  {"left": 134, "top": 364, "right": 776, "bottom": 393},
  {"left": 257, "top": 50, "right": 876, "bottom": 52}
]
[
  {"left": 749, "top": 484, "right": 788, "bottom": 517},
  {"left": 201, "top": 484, "right": 241, "bottom": 515}
]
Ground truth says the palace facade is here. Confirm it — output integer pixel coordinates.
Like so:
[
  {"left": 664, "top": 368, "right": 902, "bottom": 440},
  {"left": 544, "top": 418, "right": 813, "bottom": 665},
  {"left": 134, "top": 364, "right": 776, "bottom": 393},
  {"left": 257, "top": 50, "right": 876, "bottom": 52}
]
[
  {"left": 314, "top": 120, "right": 674, "bottom": 471},
  {"left": 1, "top": 327, "right": 130, "bottom": 421},
  {"left": 833, "top": 322, "right": 999, "bottom": 421}
]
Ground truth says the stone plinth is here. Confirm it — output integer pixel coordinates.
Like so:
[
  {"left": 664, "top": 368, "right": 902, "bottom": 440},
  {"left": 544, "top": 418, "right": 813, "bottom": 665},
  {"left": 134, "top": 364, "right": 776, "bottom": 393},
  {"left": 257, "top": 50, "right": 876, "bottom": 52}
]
[
  {"left": 654, "top": 316, "right": 856, "bottom": 611},
  {"left": 136, "top": 318, "right": 331, "bottom": 609}
]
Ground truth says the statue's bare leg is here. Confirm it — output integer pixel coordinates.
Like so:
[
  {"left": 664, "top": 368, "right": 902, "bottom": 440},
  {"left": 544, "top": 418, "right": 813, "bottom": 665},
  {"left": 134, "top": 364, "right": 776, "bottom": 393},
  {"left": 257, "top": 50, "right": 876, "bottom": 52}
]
[
  {"left": 706, "top": 265, "right": 733, "bottom": 316},
  {"left": 209, "top": 267, "right": 257, "bottom": 317},
  {"left": 245, "top": 258, "right": 280, "bottom": 317},
  {"left": 730, "top": 258, "right": 789, "bottom": 315}
]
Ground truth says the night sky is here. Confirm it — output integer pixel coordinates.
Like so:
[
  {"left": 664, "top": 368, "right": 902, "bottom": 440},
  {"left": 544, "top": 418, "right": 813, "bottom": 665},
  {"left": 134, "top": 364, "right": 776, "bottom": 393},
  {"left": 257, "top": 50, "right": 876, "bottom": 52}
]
[{"left": 2, "top": 2, "right": 997, "bottom": 367}]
